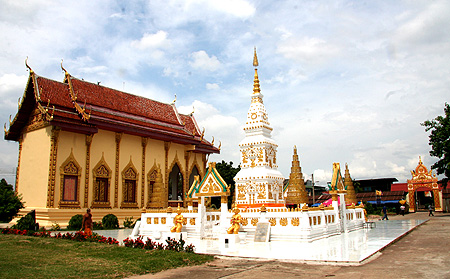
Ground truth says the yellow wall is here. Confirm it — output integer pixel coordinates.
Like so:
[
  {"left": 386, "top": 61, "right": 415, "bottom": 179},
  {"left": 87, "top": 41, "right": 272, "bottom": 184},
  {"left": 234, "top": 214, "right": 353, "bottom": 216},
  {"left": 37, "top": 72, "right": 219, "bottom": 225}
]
[
  {"left": 19, "top": 125, "right": 209, "bottom": 221},
  {"left": 144, "top": 138, "right": 165, "bottom": 205},
  {"left": 18, "top": 126, "right": 52, "bottom": 208},
  {"left": 89, "top": 130, "right": 116, "bottom": 206},
  {"left": 55, "top": 131, "right": 86, "bottom": 207},
  {"left": 118, "top": 133, "right": 141, "bottom": 206}
]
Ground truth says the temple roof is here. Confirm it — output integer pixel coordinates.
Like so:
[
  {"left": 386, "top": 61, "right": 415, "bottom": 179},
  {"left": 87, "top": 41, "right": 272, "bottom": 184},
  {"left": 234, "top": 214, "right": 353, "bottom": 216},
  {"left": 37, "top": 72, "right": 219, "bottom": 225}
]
[
  {"left": 4, "top": 66, "right": 219, "bottom": 154},
  {"left": 187, "top": 162, "right": 229, "bottom": 198}
]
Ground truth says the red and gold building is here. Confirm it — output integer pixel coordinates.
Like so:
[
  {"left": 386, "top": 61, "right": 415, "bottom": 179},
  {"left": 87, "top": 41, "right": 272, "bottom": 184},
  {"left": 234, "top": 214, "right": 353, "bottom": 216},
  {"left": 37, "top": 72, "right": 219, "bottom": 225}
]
[
  {"left": 4, "top": 62, "right": 219, "bottom": 226},
  {"left": 407, "top": 157, "right": 442, "bottom": 213}
]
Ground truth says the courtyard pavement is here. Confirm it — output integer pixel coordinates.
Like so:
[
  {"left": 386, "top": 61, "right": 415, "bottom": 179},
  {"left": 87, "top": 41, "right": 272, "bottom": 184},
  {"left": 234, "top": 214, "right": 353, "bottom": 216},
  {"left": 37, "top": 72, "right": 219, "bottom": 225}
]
[{"left": 126, "top": 211, "right": 450, "bottom": 279}]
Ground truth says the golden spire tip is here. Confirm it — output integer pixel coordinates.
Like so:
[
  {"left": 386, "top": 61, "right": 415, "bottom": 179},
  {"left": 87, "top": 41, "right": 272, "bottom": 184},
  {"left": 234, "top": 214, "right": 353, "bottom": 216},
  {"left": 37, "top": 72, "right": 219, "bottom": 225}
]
[{"left": 253, "top": 47, "right": 259, "bottom": 67}]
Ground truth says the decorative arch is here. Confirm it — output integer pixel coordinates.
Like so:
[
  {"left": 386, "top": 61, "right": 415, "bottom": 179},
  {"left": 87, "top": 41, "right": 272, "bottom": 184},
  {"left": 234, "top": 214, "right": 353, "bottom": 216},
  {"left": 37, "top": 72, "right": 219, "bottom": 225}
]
[
  {"left": 407, "top": 157, "right": 441, "bottom": 212},
  {"left": 146, "top": 161, "right": 158, "bottom": 207},
  {"left": 58, "top": 150, "right": 81, "bottom": 208},
  {"left": 92, "top": 154, "right": 112, "bottom": 208},
  {"left": 189, "top": 164, "right": 200, "bottom": 191},
  {"left": 121, "top": 157, "right": 139, "bottom": 208},
  {"left": 188, "top": 155, "right": 204, "bottom": 180}
]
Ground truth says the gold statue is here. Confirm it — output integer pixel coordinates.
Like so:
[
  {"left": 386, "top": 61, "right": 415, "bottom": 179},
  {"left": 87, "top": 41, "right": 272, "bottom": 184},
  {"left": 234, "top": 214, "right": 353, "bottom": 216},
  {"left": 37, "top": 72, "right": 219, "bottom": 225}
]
[
  {"left": 170, "top": 206, "right": 184, "bottom": 233},
  {"left": 227, "top": 206, "right": 242, "bottom": 234}
]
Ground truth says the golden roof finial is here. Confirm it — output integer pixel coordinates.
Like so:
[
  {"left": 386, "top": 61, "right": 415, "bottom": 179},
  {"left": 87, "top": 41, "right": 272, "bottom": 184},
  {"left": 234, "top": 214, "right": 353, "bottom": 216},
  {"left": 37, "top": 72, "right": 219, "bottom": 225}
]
[
  {"left": 253, "top": 47, "right": 259, "bottom": 67},
  {"left": 25, "top": 57, "right": 33, "bottom": 73},
  {"left": 61, "top": 59, "right": 68, "bottom": 74}
]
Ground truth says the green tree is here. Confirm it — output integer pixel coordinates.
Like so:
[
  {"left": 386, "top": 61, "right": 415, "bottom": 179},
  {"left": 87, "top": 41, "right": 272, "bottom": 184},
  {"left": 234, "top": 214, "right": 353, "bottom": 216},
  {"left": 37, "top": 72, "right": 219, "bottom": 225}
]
[
  {"left": 214, "top": 160, "right": 240, "bottom": 208},
  {"left": 422, "top": 103, "right": 450, "bottom": 187},
  {"left": 0, "top": 178, "right": 24, "bottom": 223}
]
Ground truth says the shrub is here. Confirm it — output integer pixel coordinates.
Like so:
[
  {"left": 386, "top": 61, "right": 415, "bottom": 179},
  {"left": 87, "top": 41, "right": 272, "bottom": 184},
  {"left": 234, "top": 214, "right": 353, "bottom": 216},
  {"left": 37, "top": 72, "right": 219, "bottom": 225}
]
[
  {"left": 93, "top": 221, "right": 103, "bottom": 230},
  {"left": 123, "top": 216, "right": 134, "bottom": 228},
  {"left": 13, "top": 211, "right": 37, "bottom": 231},
  {"left": 68, "top": 214, "right": 83, "bottom": 230},
  {"left": 364, "top": 203, "right": 379, "bottom": 215},
  {"left": 102, "top": 214, "right": 119, "bottom": 229},
  {"left": 0, "top": 178, "right": 24, "bottom": 223}
]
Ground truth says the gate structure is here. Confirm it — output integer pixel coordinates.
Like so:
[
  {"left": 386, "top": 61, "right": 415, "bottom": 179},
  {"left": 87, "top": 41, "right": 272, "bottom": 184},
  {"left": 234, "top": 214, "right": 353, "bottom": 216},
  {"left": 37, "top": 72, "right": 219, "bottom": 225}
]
[{"left": 407, "top": 157, "right": 442, "bottom": 213}]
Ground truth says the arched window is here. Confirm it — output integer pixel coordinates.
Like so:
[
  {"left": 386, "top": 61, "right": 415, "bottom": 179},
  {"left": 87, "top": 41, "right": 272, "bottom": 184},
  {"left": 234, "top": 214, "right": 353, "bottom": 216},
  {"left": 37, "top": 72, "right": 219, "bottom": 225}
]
[
  {"left": 92, "top": 156, "right": 112, "bottom": 208},
  {"left": 59, "top": 151, "right": 81, "bottom": 208},
  {"left": 168, "top": 164, "right": 183, "bottom": 201},
  {"left": 121, "top": 159, "right": 138, "bottom": 208}
]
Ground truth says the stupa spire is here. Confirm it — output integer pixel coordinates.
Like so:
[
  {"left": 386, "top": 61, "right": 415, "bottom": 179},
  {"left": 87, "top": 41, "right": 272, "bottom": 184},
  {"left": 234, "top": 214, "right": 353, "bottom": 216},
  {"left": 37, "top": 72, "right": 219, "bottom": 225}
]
[
  {"left": 253, "top": 47, "right": 259, "bottom": 67},
  {"left": 344, "top": 163, "right": 357, "bottom": 205},
  {"left": 234, "top": 48, "right": 284, "bottom": 207},
  {"left": 252, "top": 48, "right": 262, "bottom": 100},
  {"left": 286, "top": 146, "right": 308, "bottom": 205}
]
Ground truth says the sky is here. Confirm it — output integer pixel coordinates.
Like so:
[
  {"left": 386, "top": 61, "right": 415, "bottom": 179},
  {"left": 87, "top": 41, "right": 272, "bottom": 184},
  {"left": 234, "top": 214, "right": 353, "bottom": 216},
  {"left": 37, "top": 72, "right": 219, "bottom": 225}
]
[{"left": 0, "top": 0, "right": 449, "bottom": 186}]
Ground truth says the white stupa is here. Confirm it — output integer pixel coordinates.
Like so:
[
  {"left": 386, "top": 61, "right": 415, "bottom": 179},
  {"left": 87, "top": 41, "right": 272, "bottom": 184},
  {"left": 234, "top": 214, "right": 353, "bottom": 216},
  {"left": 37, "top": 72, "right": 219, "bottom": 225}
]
[{"left": 234, "top": 48, "right": 285, "bottom": 207}]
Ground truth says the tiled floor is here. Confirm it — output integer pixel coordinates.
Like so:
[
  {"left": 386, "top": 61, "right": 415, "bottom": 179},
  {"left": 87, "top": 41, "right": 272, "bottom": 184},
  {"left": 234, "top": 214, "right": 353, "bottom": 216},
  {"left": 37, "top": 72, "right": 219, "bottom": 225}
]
[{"left": 95, "top": 219, "right": 426, "bottom": 264}]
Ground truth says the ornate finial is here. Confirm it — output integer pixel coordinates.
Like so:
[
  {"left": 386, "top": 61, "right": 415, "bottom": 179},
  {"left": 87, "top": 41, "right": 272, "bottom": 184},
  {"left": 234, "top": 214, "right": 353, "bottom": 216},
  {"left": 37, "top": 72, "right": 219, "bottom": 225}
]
[
  {"left": 61, "top": 59, "right": 68, "bottom": 74},
  {"left": 172, "top": 94, "right": 177, "bottom": 104},
  {"left": 25, "top": 57, "right": 33, "bottom": 73},
  {"left": 218, "top": 141, "right": 221, "bottom": 150},
  {"left": 200, "top": 127, "right": 205, "bottom": 141},
  {"left": 4, "top": 123, "right": 8, "bottom": 134},
  {"left": 419, "top": 156, "right": 422, "bottom": 164},
  {"left": 252, "top": 48, "right": 261, "bottom": 97},
  {"left": 211, "top": 136, "right": 214, "bottom": 145},
  {"left": 9, "top": 115, "right": 12, "bottom": 126},
  {"left": 253, "top": 47, "right": 259, "bottom": 67},
  {"left": 190, "top": 105, "right": 195, "bottom": 116},
  {"left": 293, "top": 145, "right": 297, "bottom": 154}
]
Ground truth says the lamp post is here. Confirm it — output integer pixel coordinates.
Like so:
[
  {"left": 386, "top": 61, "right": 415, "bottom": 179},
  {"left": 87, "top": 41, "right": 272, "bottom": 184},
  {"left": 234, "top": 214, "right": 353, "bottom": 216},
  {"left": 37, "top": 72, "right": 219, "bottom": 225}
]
[{"left": 312, "top": 173, "right": 315, "bottom": 205}]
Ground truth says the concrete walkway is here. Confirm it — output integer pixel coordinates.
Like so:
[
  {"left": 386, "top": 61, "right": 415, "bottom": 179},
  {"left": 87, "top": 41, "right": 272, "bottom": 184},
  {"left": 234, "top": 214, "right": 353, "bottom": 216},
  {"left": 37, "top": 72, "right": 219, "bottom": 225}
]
[{"left": 127, "top": 212, "right": 450, "bottom": 279}]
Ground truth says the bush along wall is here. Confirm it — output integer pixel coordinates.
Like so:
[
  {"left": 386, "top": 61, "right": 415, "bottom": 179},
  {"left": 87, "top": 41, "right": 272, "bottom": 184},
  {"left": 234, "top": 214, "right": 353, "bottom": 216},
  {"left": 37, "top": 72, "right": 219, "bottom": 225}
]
[
  {"left": 122, "top": 235, "right": 195, "bottom": 253},
  {"left": 1, "top": 227, "right": 119, "bottom": 245}
]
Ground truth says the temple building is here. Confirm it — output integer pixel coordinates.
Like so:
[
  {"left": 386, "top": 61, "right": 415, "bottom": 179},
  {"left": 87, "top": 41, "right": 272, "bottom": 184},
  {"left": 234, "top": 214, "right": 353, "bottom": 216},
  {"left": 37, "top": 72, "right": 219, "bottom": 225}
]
[
  {"left": 4, "top": 61, "right": 219, "bottom": 226},
  {"left": 234, "top": 49, "right": 285, "bottom": 207}
]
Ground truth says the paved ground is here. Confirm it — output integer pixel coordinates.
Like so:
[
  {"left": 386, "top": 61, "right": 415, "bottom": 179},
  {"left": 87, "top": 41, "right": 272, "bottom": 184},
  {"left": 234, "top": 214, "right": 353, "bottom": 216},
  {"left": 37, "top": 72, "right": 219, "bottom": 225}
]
[{"left": 127, "top": 212, "right": 450, "bottom": 279}]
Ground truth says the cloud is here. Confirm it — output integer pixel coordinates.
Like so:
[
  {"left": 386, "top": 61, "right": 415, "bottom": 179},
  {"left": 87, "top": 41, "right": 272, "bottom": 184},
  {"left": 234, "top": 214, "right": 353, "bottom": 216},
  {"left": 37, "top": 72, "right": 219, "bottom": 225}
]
[
  {"left": 189, "top": 51, "right": 221, "bottom": 71},
  {"left": 131, "top": 31, "right": 171, "bottom": 50},
  {"left": 178, "top": 100, "right": 242, "bottom": 162},
  {"left": 206, "top": 83, "right": 219, "bottom": 90},
  {"left": 276, "top": 37, "right": 339, "bottom": 65}
]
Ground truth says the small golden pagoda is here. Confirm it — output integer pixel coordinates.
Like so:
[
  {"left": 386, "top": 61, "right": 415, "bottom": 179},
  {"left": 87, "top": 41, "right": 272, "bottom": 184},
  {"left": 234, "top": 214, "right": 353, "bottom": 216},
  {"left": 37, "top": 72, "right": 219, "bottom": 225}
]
[
  {"left": 344, "top": 163, "right": 357, "bottom": 205},
  {"left": 148, "top": 165, "right": 166, "bottom": 208},
  {"left": 285, "top": 146, "right": 308, "bottom": 205}
]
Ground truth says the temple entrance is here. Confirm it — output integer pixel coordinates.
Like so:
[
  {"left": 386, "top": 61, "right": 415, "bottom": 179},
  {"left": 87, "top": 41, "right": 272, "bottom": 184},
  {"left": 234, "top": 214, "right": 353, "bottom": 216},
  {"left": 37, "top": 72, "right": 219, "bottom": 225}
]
[
  {"left": 168, "top": 164, "right": 183, "bottom": 203},
  {"left": 407, "top": 158, "right": 442, "bottom": 213},
  {"left": 414, "top": 190, "right": 434, "bottom": 211}
]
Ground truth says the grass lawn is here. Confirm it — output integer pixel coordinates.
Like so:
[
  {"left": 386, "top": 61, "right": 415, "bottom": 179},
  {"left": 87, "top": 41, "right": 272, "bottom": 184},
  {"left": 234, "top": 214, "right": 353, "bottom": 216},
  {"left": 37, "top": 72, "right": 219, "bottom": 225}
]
[{"left": 0, "top": 234, "right": 214, "bottom": 279}]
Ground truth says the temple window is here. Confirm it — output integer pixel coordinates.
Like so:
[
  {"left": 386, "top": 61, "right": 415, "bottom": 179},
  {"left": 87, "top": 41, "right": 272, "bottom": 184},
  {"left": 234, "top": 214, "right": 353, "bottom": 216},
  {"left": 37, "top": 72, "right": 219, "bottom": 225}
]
[
  {"left": 121, "top": 159, "right": 138, "bottom": 208},
  {"left": 92, "top": 156, "right": 112, "bottom": 208},
  {"left": 59, "top": 151, "right": 81, "bottom": 208}
]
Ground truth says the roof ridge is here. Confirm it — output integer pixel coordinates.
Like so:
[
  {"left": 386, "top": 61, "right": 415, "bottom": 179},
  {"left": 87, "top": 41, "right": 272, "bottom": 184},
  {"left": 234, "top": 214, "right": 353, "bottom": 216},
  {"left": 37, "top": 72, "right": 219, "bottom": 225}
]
[{"left": 69, "top": 75, "right": 173, "bottom": 107}]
